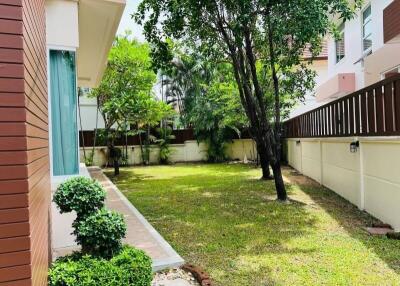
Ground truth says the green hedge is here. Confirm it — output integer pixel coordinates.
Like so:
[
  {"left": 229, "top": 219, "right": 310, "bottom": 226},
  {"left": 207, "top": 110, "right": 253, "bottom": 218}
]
[{"left": 49, "top": 246, "right": 153, "bottom": 286}]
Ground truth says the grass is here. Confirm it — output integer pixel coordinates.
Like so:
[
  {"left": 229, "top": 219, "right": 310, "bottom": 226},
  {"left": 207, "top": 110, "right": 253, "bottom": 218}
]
[{"left": 106, "top": 163, "right": 400, "bottom": 286}]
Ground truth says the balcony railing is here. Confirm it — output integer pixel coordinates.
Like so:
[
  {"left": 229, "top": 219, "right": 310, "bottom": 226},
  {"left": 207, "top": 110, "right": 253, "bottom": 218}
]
[{"left": 284, "top": 74, "right": 400, "bottom": 138}]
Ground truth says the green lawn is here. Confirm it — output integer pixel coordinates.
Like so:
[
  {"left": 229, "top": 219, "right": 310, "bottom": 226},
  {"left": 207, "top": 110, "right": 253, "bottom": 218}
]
[{"left": 106, "top": 164, "right": 400, "bottom": 286}]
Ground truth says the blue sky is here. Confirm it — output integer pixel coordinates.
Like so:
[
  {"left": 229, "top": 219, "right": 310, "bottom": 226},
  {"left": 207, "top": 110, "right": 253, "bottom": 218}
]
[{"left": 117, "top": 0, "right": 145, "bottom": 41}]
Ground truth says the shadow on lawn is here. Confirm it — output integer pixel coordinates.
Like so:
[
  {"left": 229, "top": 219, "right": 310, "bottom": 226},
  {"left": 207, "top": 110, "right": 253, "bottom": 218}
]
[{"left": 284, "top": 168, "right": 400, "bottom": 275}]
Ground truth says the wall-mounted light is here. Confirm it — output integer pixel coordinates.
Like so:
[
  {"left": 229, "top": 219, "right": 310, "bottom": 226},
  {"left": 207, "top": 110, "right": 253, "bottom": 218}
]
[
  {"left": 350, "top": 141, "right": 359, "bottom": 153},
  {"left": 296, "top": 140, "right": 301, "bottom": 145}
]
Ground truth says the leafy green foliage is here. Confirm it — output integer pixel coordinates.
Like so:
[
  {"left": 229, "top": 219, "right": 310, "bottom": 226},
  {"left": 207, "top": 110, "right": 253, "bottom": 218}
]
[
  {"left": 74, "top": 208, "right": 127, "bottom": 258},
  {"left": 111, "top": 246, "right": 153, "bottom": 284},
  {"left": 156, "top": 126, "right": 176, "bottom": 164},
  {"left": 90, "top": 34, "right": 174, "bottom": 165},
  {"left": 90, "top": 35, "right": 158, "bottom": 131},
  {"left": 52, "top": 176, "right": 150, "bottom": 283},
  {"left": 48, "top": 246, "right": 152, "bottom": 286},
  {"left": 162, "top": 52, "right": 246, "bottom": 162},
  {"left": 53, "top": 177, "right": 106, "bottom": 220}
]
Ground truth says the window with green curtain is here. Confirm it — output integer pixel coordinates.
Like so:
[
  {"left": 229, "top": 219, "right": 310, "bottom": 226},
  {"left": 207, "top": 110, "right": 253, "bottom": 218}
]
[{"left": 50, "top": 50, "right": 79, "bottom": 176}]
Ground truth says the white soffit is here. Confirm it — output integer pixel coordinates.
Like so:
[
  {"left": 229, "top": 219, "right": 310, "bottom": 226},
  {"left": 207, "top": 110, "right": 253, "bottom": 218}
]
[{"left": 77, "top": 0, "right": 126, "bottom": 88}]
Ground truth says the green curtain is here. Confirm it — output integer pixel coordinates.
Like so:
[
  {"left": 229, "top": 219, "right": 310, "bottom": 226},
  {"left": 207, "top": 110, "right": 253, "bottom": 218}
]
[{"left": 50, "top": 50, "right": 79, "bottom": 176}]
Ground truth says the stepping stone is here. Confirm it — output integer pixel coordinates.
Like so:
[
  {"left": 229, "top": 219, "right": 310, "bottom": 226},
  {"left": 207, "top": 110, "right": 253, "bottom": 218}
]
[{"left": 364, "top": 227, "right": 394, "bottom": 236}]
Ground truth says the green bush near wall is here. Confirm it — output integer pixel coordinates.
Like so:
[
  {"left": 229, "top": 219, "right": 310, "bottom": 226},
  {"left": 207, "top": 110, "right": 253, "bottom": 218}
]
[{"left": 49, "top": 246, "right": 152, "bottom": 286}]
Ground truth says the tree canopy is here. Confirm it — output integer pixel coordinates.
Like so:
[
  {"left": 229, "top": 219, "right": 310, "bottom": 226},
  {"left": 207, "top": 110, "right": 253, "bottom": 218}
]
[
  {"left": 90, "top": 34, "right": 174, "bottom": 168},
  {"left": 91, "top": 35, "right": 172, "bottom": 130},
  {"left": 135, "top": 0, "right": 361, "bottom": 200}
]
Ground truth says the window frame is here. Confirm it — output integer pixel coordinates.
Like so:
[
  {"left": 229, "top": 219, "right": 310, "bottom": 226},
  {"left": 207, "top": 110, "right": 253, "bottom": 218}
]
[
  {"left": 362, "top": 4, "right": 372, "bottom": 54},
  {"left": 335, "top": 23, "right": 346, "bottom": 64}
]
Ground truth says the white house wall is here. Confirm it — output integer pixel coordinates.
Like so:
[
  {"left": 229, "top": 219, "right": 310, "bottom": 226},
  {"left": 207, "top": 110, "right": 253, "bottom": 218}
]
[
  {"left": 290, "top": 60, "right": 329, "bottom": 118},
  {"left": 327, "top": 0, "right": 394, "bottom": 90},
  {"left": 364, "top": 43, "right": 400, "bottom": 85},
  {"left": 79, "top": 96, "right": 106, "bottom": 130},
  {"left": 45, "top": 0, "right": 79, "bottom": 49}
]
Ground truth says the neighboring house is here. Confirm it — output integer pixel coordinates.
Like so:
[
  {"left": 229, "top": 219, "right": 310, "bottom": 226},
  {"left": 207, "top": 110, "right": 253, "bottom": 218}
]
[
  {"left": 292, "top": 0, "right": 400, "bottom": 116},
  {"left": 78, "top": 89, "right": 107, "bottom": 131},
  {"left": 316, "top": 0, "right": 400, "bottom": 102},
  {"left": 0, "top": 0, "right": 125, "bottom": 285},
  {"left": 290, "top": 41, "right": 329, "bottom": 117},
  {"left": 285, "top": 0, "right": 400, "bottom": 231}
]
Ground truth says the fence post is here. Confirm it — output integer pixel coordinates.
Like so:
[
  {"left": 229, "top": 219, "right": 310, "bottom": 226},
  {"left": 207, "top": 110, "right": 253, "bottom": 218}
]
[
  {"left": 299, "top": 139, "right": 303, "bottom": 174},
  {"left": 359, "top": 139, "right": 365, "bottom": 210},
  {"left": 319, "top": 139, "right": 323, "bottom": 185}
]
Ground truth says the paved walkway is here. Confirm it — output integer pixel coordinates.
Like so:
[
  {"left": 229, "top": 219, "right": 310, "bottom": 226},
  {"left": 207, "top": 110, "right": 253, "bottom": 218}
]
[{"left": 51, "top": 167, "right": 184, "bottom": 271}]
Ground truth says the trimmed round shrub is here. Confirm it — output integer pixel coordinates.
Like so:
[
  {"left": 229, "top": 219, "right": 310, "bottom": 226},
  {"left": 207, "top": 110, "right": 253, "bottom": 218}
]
[
  {"left": 48, "top": 246, "right": 153, "bottom": 286},
  {"left": 53, "top": 176, "right": 106, "bottom": 219},
  {"left": 74, "top": 208, "right": 127, "bottom": 258}
]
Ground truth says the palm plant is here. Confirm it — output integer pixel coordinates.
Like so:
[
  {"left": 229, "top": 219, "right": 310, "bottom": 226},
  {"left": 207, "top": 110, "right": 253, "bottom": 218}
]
[
  {"left": 160, "top": 52, "right": 246, "bottom": 162},
  {"left": 156, "top": 126, "right": 176, "bottom": 164}
]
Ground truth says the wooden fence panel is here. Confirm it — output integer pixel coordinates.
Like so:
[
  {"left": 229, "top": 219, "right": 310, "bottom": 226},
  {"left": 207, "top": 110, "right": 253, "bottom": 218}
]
[
  {"left": 284, "top": 75, "right": 400, "bottom": 138},
  {"left": 395, "top": 79, "right": 400, "bottom": 132}
]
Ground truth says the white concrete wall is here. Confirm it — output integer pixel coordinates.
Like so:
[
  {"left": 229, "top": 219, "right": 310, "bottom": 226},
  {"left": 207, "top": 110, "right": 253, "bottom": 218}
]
[
  {"left": 80, "top": 139, "right": 257, "bottom": 166},
  {"left": 80, "top": 139, "right": 258, "bottom": 167},
  {"left": 326, "top": 0, "right": 394, "bottom": 90},
  {"left": 225, "top": 139, "right": 258, "bottom": 161},
  {"left": 287, "top": 137, "right": 400, "bottom": 231}
]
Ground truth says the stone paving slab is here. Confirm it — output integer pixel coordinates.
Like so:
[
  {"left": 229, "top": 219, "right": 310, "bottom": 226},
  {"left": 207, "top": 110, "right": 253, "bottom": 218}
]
[{"left": 51, "top": 166, "right": 184, "bottom": 271}]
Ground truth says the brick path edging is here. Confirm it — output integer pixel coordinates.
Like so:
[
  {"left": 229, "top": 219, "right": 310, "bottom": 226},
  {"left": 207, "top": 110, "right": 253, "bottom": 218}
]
[{"left": 182, "top": 264, "right": 213, "bottom": 286}]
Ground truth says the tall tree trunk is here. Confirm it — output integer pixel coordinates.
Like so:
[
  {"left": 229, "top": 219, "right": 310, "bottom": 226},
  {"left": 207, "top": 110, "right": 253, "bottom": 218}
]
[
  {"left": 267, "top": 9, "right": 287, "bottom": 201},
  {"left": 216, "top": 15, "right": 285, "bottom": 199},
  {"left": 124, "top": 119, "right": 128, "bottom": 166},
  {"left": 113, "top": 157, "right": 120, "bottom": 176},
  {"left": 258, "top": 146, "right": 272, "bottom": 180},
  {"left": 138, "top": 131, "right": 145, "bottom": 165},
  {"left": 271, "top": 160, "right": 286, "bottom": 201}
]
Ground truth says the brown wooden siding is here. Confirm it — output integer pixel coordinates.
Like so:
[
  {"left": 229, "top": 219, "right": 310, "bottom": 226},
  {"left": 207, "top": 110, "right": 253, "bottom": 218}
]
[
  {"left": 384, "top": 0, "right": 400, "bottom": 43},
  {"left": 0, "top": 0, "right": 50, "bottom": 285}
]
